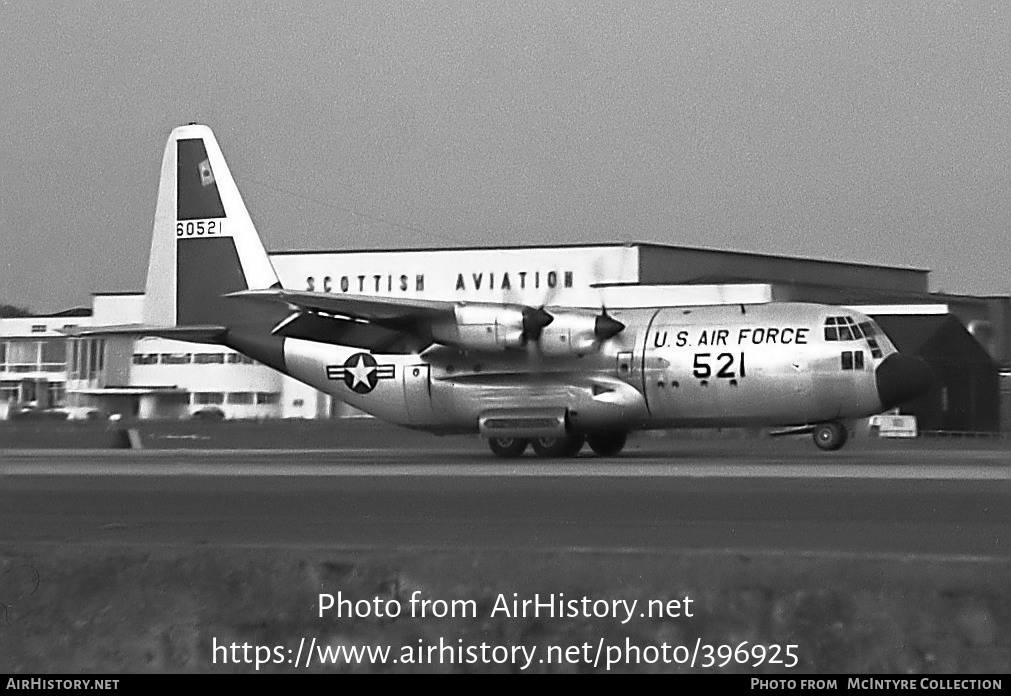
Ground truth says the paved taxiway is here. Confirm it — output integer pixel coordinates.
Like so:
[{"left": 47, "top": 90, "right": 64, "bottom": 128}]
[{"left": 2, "top": 437, "right": 1008, "bottom": 558}]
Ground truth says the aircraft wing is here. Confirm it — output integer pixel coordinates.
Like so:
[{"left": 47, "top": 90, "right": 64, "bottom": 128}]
[
  {"left": 229, "top": 288, "right": 454, "bottom": 322},
  {"left": 227, "top": 288, "right": 459, "bottom": 353},
  {"left": 229, "top": 288, "right": 620, "bottom": 356}
]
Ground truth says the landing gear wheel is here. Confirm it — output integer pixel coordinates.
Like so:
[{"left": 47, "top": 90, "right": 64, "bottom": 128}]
[
  {"left": 813, "top": 422, "right": 848, "bottom": 451},
  {"left": 488, "top": 437, "right": 529, "bottom": 458},
  {"left": 531, "top": 433, "right": 585, "bottom": 458},
  {"left": 587, "top": 431, "right": 628, "bottom": 457}
]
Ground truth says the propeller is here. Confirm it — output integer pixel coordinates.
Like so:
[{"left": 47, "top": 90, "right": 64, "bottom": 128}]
[
  {"left": 590, "top": 257, "right": 623, "bottom": 340},
  {"left": 594, "top": 305, "right": 624, "bottom": 341},
  {"left": 521, "top": 305, "right": 554, "bottom": 342},
  {"left": 519, "top": 272, "right": 562, "bottom": 375}
]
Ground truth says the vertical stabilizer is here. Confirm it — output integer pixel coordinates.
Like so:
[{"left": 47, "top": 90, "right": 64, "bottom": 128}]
[{"left": 143, "top": 124, "right": 279, "bottom": 328}]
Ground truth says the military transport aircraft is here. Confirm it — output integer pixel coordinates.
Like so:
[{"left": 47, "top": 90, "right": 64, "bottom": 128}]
[{"left": 89, "top": 124, "right": 933, "bottom": 457}]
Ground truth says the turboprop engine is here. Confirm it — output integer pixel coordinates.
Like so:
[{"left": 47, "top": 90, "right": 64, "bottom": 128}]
[
  {"left": 430, "top": 303, "right": 553, "bottom": 351},
  {"left": 538, "top": 309, "right": 625, "bottom": 357},
  {"left": 429, "top": 303, "right": 624, "bottom": 356}
]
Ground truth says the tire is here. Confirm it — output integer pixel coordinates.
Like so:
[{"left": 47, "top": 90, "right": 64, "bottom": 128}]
[
  {"left": 587, "top": 431, "right": 627, "bottom": 457},
  {"left": 531, "top": 433, "right": 585, "bottom": 458},
  {"left": 813, "top": 422, "right": 848, "bottom": 451},
  {"left": 488, "top": 437, "right": 529, "bottom": 458}
]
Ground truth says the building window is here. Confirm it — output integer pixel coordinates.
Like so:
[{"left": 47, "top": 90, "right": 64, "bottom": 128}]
[
  {"left": 1, "top": 382, "right": 18, "bottom": 402},
  {"left": 40, "top": 339, "right": 66, "bottom": 367},
  {"left": 160, "top": 353, "right": 192, "bottom": 365},
  {"left": 81, "top": 340, "right": 91, "bottom": 379},
  {"left": 195, "top": 353, "right": 225, "bottom": 364},
  {"left": 47, "top": 382, "right": 65, "bottom": 407},
  {"left": 193, "top": 392, "right": 225, "bottom": 405},
  {"left": 226, "top": 392, "right": 255, "bottom": 405},
  {"left": 6, "top": 340, "right": 39, "bottom": 372},
  {"left": 86, "top": 340, "right": 97, "bottom": 376},
  {"left": 256, "top": 392, "right": 281, "bottom": 405}
]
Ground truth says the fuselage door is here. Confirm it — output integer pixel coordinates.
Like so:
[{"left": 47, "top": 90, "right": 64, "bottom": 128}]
[{"left": 402, "top": 363, "right": 435, "bottom": 426}]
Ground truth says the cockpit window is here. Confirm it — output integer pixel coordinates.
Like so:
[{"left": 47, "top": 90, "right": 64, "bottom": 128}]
[
  {"left": 851, "top": 319, "right": 884, "bottom": 358},
  {"left": 824, "top": 315, "right": 861, "bottom": 341}
]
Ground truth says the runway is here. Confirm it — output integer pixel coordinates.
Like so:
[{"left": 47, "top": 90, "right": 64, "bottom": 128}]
[{"left": 3, "top": 437, "right": 1008, "bottom": 558}]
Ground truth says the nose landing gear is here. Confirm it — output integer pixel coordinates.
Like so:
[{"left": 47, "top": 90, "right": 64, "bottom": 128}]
[{"left": 813, "top": 421, "right": 848, "bottom": 451}]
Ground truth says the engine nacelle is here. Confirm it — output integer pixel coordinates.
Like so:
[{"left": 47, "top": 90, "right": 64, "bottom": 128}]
[
  {"left": 566, "top": 376, "right": 648, "bottom": 429},
  {"left": 538, "top": 310, "right": 625, "bottom": 357},
  {"left": 428, "top": 303, "right": 622, "bottom": 355},
  {"left": 431, "top": 304, "right": 527, "bottom": 351}
]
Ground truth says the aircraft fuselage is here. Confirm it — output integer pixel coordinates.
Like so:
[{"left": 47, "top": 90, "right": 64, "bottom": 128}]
[{"left": 282, "top": 302, "right": 901, "bottom": 434}]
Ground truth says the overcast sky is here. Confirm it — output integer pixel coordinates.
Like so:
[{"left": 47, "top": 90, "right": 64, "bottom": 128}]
[{"left": 1, "top": 1, "right": 1007, "bottom": 312}]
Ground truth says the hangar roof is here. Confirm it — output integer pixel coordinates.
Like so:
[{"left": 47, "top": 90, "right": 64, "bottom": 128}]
[{"left": 272, "top": 240, "right": 928, "bottom": 274}]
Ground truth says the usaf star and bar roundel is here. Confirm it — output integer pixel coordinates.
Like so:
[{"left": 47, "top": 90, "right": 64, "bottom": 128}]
[{"left": 326, "top": 353, "right": 396, "bottom": 394}]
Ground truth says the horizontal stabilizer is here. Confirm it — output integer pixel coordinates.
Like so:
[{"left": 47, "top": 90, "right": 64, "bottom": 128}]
[{"left": 61, "top": 324, "right": 228, "bottom": 344}]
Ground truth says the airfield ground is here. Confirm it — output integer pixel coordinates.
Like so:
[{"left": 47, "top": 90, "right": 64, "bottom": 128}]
[{"left": 1, "top": 421, "right": 1007, "bottom": 673}]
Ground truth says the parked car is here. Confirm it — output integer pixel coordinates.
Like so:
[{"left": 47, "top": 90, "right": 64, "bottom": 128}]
[
  {"left": 192, "top": 406, "right": 226, "bottom": 421},
  {"left": 10, "top": 406, "right": 70, "bottom": 421}
]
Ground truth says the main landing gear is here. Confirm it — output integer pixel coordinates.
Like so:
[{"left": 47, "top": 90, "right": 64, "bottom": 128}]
[
  {"left": 586, "top": 431, "right": 627, "bottom": 456},
  {"left": 531, "top": 433, "right": 585, "bottom": 458},
  {"left": 487, "top": 436, "right": 529, "bottom": 458},
  {"left": 488, "top": 431, "right": 629, "bottom": 458}
]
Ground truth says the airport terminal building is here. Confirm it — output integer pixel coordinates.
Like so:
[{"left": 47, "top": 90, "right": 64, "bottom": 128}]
[{"left": 2, "top": 242, "right": 1008, "bottom": 431}]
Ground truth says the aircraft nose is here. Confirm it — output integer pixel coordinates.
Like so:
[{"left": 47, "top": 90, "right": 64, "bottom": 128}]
[{"left": 875, "top": 353, "right": 933, "bottom": 410}]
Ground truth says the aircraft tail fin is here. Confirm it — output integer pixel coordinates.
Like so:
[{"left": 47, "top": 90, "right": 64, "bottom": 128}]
[{"left": 143, "top": 124, "right": 280, "bottom": 329}]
